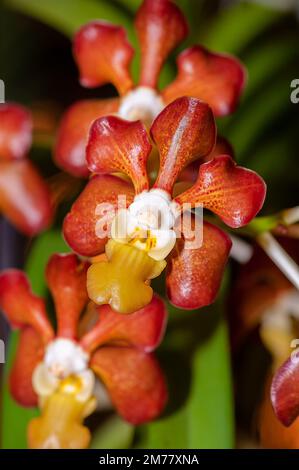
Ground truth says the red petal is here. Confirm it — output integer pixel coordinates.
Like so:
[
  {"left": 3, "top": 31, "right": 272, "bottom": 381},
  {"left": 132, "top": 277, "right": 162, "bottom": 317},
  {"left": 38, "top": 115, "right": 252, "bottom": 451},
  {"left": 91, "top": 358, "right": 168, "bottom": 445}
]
[
  {"left": 135, "top": 0, "right": 188, "bottom": 89},
  {"left": 0, "top": 103, "right": 32, "bottom": 161},
  {"left": 271, "top": 357, "right": 299, "bottom": 426},
  {"left": 162, "top": 46, "right": 246, "bottom": 116},
  {"left": 91, "top": 346, "right": 167, "bottom": 424},
  {"left": 46, "top": 254, "right": 89, "bottom": 339},
  {"left": 151, "top": 97, "right": 216, "bottom": 193},
  {"left": 63, "top": 174, "right": 134, "bottom": 257},
  {"left": 167, "top": 219, "right": 231, "bottom": 309},
  {"left": 179, "top": 136, "right": 234, "bottom": 184},
  {"left": 86, "top": 116, "right": 151, "bottom": 193},
  {"left": 0, "top": 160, "right": 53, "bottom": 235},
  {"left": 0, "top": 270, "right": 53, "bottom": 342},
  {"left": 55, "top": 99, "right": 119, "bottom": 178},
  {"left": 10, "top": 326, "right": 45, "bottom": 407},
  {"left": 175, "top": 155, "right": 266, "bottom": 228},
  {"left": 80, "top": 295, "right": 167, "bottom": 353},
  {"left": 73, "top": 21, "right": 134, "bottom": 95}
]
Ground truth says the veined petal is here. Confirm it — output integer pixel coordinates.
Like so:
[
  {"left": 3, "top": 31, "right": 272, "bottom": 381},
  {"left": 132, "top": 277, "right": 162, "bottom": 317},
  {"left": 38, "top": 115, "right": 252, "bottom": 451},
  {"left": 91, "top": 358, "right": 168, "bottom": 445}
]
[
  {"left": 162, "top": 46, "right": 246, "bottom": 116},
  {"left": 175, "top": 155, "right": 266, "bottom": 228},
  {"left": 46, "top": 254, "right": 89, "bottom": 339},
  {"left": 0, "top": 160, "right": 53, "bottom": 236},
  {"left": 91, "top": 346, "right": 167, "bottom": 424},
  {"left": 151, "top": 97, "right": 216, "bottom": 193},
  {"left": 80, "top": 294, "right": 167, "bottom": 353},
  {"left": 54, "top": 98, "right": 119, "bottom": 178},
  {"left": 0, "top": 103, "right": 32, "bottom": 161},
  {"left": 87, "top": 116, "right": 151, "bottom": 193},
  {"left": 0, "top": 270, "right": 53, "bottom": 342},
  {"left": 167, "top": 219, "right": 231, "bottom": 309},
  {"left": 10, "top": 327, "right": 45, "bottom": 407},
  {"left": 178, "top": 136, "right": 234, "bottom": 184},
  {"left": 271, "top": 357, "right": 299, "bottom": 426},
  {"left": 73, "top": 21, "right": 134, "bottom": 95},
  {"left": 135, "top": 0, "right": 188, "bottom": 88},
  {"left": 63, "top": 174, "right": 134, "bottom": 257}
]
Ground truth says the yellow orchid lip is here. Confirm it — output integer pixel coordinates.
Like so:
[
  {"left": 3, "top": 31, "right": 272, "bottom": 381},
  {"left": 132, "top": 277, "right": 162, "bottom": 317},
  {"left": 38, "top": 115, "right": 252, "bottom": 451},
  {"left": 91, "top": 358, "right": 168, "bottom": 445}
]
[{"left": 87, "top": 239, "right": 166, "bottom": 314}]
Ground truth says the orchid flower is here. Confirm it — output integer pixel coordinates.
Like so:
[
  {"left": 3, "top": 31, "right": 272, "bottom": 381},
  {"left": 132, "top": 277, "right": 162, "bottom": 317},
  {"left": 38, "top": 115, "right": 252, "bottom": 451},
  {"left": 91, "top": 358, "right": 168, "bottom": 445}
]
[
  {"left": 54, "top": 0, "right": 245, "bottom": 177},
  {"left": 230, "top": 238, "right": 299, "bottom": 448},
  {"left": 63, "top": 96, "right": 266, "bottom": 314},
  {"left": 0, "top": 254, "right": 167, "bottom": 449},
  {"left": 0, "top": 103, "right": 53, "bottom": 235}
]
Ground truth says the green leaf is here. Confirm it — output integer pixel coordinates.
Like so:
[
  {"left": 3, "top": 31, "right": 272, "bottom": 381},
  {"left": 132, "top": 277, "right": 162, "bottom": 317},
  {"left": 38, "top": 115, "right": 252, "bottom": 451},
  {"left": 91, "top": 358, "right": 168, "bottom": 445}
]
[
  {"left": 201, "top": 3, "right": 282, "bottom": 54},
  {"left": 139, "top": 277, "right": 234, "bottom": 449},
  {"left": 5, "top": 0, "right": 133, "bottom": 39},
  {"left": 1, "top": 229, "right": 68, "bottom": 449},
  {"left": 90, "top": 415, "right": 134, "bottom": 449}
]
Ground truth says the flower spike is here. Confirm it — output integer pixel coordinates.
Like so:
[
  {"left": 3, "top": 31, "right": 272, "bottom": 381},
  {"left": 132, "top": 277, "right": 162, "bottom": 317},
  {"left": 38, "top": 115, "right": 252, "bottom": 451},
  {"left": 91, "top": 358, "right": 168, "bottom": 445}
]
[
  {"left": 87, "top": 116, "right": 151, "bottom": 193},
  {"left": 152, "top": 97, "right": 216, "bottom": 193},
  {"left": 73, "top": 21, "right": 134, "bottom": 95},
  {"left": 135, "top": 0, "right": 188, "bottom": 89},
  {"left": 0, "top": 103, "right": 32, "bottom": 161},
  {"left": 175, "top": 155, "right": 266, "bottom": 228},
  {"left": 162, "top": 46, "right": 246, "bottom": 116},
  {"left": 46, "top": 254, "right": 89, "bottom": 339}
]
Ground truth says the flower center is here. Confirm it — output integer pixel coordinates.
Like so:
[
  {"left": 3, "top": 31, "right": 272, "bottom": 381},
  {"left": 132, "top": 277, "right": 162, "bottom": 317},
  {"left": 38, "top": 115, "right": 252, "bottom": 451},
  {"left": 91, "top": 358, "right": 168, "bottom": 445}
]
[
  {"left": 118, "top": 86, "right": 164, "bottom": 125},
  {"left": 32, "top": 338, "right": 95, "bottom": 403},
  {"left": 111, "top": 188, "right": 177, "bottom": 261}
]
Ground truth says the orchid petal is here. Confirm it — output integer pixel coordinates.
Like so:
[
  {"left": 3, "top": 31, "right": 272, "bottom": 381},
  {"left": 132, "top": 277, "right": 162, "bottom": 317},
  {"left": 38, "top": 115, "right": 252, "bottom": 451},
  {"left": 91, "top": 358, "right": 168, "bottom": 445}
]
[
  {"left": 151, "top": 97, "right": 216, "bottom": 193},
  {"left": 73, "top": 21, "right": 133, "bottom": 95},
  {"left": 175, "top": 155, "right": 266, "bottom": 228},
  {"left": 162, "top": 45, "right": 246, "bottom": 116}
]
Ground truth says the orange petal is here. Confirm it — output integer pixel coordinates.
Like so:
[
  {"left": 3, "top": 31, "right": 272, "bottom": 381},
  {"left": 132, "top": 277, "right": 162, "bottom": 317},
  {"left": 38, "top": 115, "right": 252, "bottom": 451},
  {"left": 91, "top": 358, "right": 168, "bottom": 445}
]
[
  {"left": 55, "top": 98, "right": 119, "bottom": 178},
  {"left": 63, "top": 174, "right": 134, "bottom": 257},
  {"left": 167, "top": 218, "right": 231, "bottom": 309},
  {"left": 151, "top": 97, "right": 216, "bottom": 193},
  {"left": 46, "top": 254, "right": 89, "bottom": 339},
  {"left": 175, "top": 155, "right": 266, "bottom": 228},
  {"left": 91, "top": 346, "right": 167, "bottom": 424},
  {"left": 178, "top": 136, "right": 234, "bottom": 184},
  {"left": 259, "top": 374, "right": 299, "bottom": 449},
  {"left": 0, "top": 270, "right": 54, "bottom": 342},
  {"left": 135, "top": 0, "right": 188, "bottom": 88},
  {"left": 87, "top": 116, "right": 151, "bottom": 193},
  {"left": 80, "top": 295, "right": 167, "bottom": 353},
  {"left": 0, "top": 160, "right": 53, "bottom": 236},
  {"left": 10, "top": 326, "right": 45, "bottom": 407},
  {"left": 162, "top": 46, "right": 246, "bottom": 116},
  {"left": 0, "top": 103, "right": 32, "bottom": 161},
  {"left": 73, "top": 21, "right": 134, "bottom": 95},
  {"left": 271, "top": 357, "right": 299, "bottom": 427}
]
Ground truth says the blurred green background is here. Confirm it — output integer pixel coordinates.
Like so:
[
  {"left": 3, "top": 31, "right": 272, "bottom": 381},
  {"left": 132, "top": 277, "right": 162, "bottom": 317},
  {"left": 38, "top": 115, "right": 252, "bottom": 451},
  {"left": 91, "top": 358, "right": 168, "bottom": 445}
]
[{"left": 0, "top": 0, "right": 298, "bottom": 449}]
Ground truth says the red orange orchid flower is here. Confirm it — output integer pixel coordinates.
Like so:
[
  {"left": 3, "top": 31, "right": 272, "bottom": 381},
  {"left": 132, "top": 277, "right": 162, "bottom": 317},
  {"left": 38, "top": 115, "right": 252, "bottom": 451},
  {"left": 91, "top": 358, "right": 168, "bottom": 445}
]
[
  {"left": 54, "top": 0, "right": 245, "bottom": 177},
  {"left": 230, "top": 239, "right": 299, "bottom": 448},
  {"left": 0, "top": 253, "right": 167, "bottom": 449},
  {"left": 64, "top": 96, "right": 266, "bottom": 314},
  {"left": 0, "top": 103, "right": 53, "bottom": 235}
]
